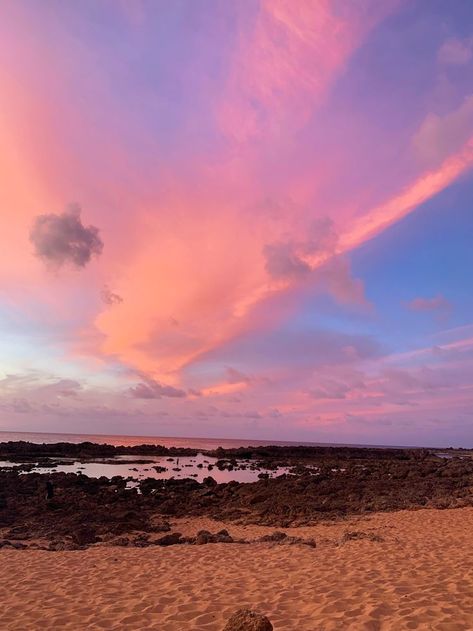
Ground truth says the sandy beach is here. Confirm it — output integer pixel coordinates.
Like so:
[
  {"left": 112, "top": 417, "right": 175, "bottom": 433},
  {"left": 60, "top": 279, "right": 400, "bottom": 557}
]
[{"left": 2, "top": 507, "right": 473, "bottom": 630}]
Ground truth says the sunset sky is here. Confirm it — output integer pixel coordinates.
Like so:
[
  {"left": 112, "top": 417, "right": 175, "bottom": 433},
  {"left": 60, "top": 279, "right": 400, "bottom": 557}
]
[{"left": 1, "top": 0, "right": 473, "bottom": 446}]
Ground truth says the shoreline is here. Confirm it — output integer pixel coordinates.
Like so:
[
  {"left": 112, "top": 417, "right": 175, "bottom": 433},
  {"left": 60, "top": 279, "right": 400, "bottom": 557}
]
[{"left": 2, "top": 442, "right": 473, "bottom": 549}]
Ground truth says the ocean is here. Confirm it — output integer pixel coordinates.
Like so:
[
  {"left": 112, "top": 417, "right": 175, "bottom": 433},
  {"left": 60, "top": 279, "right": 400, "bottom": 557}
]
[
  {"left": 0, "top": 430, "right": 420, "bottom": 484},
  {"left": 0, "top": 430, "right": 405, "bottom": 450}
]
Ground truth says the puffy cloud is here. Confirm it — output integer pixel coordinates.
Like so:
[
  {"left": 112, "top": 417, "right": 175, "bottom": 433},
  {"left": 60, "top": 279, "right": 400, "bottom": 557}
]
[
  {"left": 101, "top": 285, "right": 123, "bottom": 306},
  {"left": 262, "top": 218, "right": 365, "bottom": 305},
  {"left": 129, "top": 376, "right": 186, "bottom": 399},
  {"left": 438, "top": 37, "right": 473, "bottom": 65},
  {"left": 263, "top": 241, "right": 311, "bottom": 278},
  {"left": 312, "top": 257, "right": 366, "bottom": 306},
  {"left": 263, "top": 217, "right": 338, "bottom": 280},
  {"left": 413, "top": 96, "right": 473, "bottom": 166},
  {"left": 42, "top": 379, "right": 82, "bottom": 398},
  {"left": 30, "top": 204, "right": 103, "bottom": 269}
]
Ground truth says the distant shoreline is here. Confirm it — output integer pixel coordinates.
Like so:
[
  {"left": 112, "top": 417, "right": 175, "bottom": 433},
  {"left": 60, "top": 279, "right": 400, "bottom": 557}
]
[{"left": 0, "top": 429, "right": 427, "bottom": 450}]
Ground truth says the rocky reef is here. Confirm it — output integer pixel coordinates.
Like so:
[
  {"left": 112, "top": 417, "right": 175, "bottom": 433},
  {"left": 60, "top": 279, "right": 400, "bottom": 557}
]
[{"left": 1, "top": 442, "right": 473, "bottom": 549}]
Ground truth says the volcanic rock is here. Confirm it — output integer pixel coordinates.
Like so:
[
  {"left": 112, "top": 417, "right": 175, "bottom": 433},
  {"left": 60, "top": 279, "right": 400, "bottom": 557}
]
[
  {"left": 156, "top": 532, "right": 182, "bottom": 546},
  {"left": 72, "top": 525, "right": 98, "bottom": 546},
  {"left": 223, "top": 609, "right": 273, "bottom": 631},
  {"left": 341, "top": 530, "right": 384, "bottom": 543}
]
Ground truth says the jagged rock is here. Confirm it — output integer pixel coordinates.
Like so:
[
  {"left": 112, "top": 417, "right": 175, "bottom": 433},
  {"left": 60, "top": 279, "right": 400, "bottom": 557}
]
[
  {"left": 153, "top": 466, "right": 167, "bottom": 473},
  {"left": 257, "top": 531, "right": 316, "bottom": 547},
  {"left": 341, "top": 531, "right": 384, "bottom": 543},
  {"left": 223, "top": 609, "right": 273, "bottom": 631},
  {"left": 258, "top": 531, "right": 287, "bottom": 543},
  {"left": 195, "top": 529, "right": 213, "bottom": 545},
  {"left": 71, "top": 526, "right": 98, "bottom": 546},
  {"left": 195, "top": 529, "right": 235, "bottom": 544},
  {"left": 151, "top": 521, "right": 171, "bottom": 533},
  {"left": 48, "top": 539, "right": 80, "bottom": 551},
  {"left": 155, "top": 532, "right": 182, "bottom": 546},
  {"left": 203, "top": 476, "right": 217, "bottom": 487}
]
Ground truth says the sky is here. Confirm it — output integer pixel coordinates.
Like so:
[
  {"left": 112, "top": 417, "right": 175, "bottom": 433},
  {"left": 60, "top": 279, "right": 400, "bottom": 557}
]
[{"left": 0, "top": 0, "right": 473, "bottom": 447}]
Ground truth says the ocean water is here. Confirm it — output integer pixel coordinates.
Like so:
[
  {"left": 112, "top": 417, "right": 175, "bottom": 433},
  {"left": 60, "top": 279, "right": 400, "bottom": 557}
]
[
  {"left": 0, "top": 430, "right": 398, "bottom": 450},
  {"left": 0, "top": 430, "right": 304, "bottom": 483},
  {"left": 0, "top": 432, "right": 388, "bottom": 487},
  {"left": 0, "top": 431, "right": 415, "bottom": 483}
]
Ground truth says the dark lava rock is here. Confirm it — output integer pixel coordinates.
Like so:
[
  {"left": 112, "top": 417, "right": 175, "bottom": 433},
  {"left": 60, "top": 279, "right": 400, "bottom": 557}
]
[
  {"left": 156, "top": 532, "right": 182, "bottom": 546},
  {"left": 48, "top": 539, "right": 80, "bottom": 551},
  {"left": 153, "top": 466, "right": 167, "bottom": 473},
  {"left": 151, "top": 521, "right": 171, "bottom": 533},
  {"left": 195, "top": 529, "right": 234, "bottom": 544},
  {"left": 72, "top": 526, "right": 98, "bottom": 546},
  {"left": 195, "top": 529, "right": 213, "bottom": 545},
  {"left": 258, "top": 531, "right": 287, "bottom": 542},
  {"left": 203, "top": 476, "right": 217, "bottom": 487},
  {"left": 1, "top": 443, "right": 472, "bottom": 546},
  {"left": 223, "top": 609, "right": 273, "bottom": 631},
  {"left": 341, "top": 530, "right": 384, "bottom": 543},
  {"left": 257, "top": 531, "right": 315, "bottom": 547}
]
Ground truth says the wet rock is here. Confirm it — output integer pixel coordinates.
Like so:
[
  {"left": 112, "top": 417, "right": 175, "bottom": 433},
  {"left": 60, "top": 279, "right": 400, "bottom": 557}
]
[
  {"left": 223, "top": 609, "right": 273, "bottom": 631},
  {"left": 153, "top": 466, "right": 167, "bottom": 473},
  {"left": 203, "top": 476, "right": 217, "bottom": 487}
]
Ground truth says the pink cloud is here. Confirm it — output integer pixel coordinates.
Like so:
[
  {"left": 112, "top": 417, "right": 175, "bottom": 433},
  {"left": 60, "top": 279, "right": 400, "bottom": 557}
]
[
  {"left": 0, "top": 0, "right": 473, "bottom": 448},
  {"left": 438, "top": 37, "right": 473, "bottom": 65},
  {"left": 407, "top": 295, "right": 453, "bottom": 325}
]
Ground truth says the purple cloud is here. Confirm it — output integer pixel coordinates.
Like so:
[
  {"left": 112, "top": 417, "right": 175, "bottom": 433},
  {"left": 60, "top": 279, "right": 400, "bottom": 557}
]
[
  {"left": 129, "top": 377, "right": 186, "bottom": 399},
  {"left": 30, "top": 204, "right": 103, "bottom": 269}
]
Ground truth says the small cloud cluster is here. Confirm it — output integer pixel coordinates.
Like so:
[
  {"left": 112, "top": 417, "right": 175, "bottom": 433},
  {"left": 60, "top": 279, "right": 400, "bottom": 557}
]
[
  {"left": 407, "top": 294, "right": 452, "bottom": 320},
  {"left": 262, "top": 217, "right": 366, "bottom": 305},
  {"left": 225, "top": 366, "right": 251, "bottom": 384},
  {"left": 30, "top": 204, "right": 103, "bottom": 269},
  {"left": 43, "top": 378, "right": 82, "bottom": 398},
  {"left": 310, "top": 379, "right": 351, "bottom": 400},
  {"left": 101, "top": 285, "right": 123, "bottom": 306},
  {"left": 263, "top": 217, "right": 338, "bottom": 280},
  {"left": 413, "top": 95, "right": 473, "bottom": 166},
  {"left": 438, "top": 37, "right": 473, "bottom": 66},
  {"left": 129, "top": 376, "right": 186, "bottom": 399}
]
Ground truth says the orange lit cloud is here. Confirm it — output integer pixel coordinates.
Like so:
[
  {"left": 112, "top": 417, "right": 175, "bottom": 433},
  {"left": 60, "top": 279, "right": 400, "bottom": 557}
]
[{"left": 1, "top": 0, "right": 472, "bottom": 397}]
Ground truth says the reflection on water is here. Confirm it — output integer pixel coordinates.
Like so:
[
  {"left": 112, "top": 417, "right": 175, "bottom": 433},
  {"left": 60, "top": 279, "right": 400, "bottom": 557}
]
[{"left": 0, "top": 452, "right": 290, "bottom": 484}]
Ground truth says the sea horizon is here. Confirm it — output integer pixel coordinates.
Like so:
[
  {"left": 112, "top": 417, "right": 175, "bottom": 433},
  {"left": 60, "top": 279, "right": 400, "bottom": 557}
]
[{"left": 0, "top": 428, "right": 430, "bottom": 451}]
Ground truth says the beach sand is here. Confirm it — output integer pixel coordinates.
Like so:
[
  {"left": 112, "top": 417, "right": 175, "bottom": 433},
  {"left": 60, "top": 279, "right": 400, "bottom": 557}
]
[{"left": 2, "top": 507, "right": 473, "bottom": 630}]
